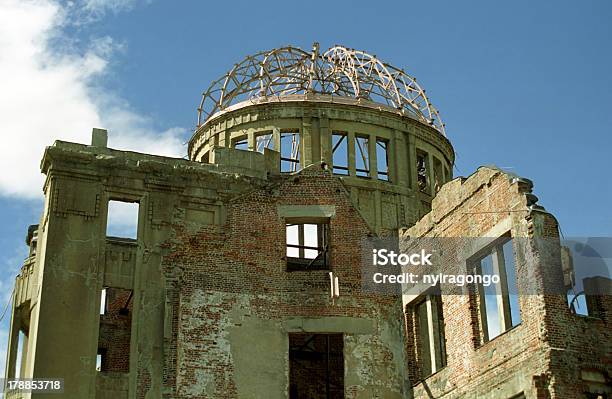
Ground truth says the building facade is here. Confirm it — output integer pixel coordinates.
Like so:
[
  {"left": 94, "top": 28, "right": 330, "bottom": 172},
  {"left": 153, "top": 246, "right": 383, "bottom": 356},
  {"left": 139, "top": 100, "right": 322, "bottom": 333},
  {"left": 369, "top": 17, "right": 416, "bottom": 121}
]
[{"left": 4, "top": 45, "right": 610, "bottom": 398}]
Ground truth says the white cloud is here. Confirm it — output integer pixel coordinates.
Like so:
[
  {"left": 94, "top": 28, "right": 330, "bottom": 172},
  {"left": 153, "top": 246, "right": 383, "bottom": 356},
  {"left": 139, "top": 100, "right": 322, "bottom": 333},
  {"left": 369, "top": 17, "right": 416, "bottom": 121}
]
[
  {"left": 107, "top": 200, "right": 139, "bottom": 238},
  {"left": 67, "top": 0, "right": 145, "bottom": 23},
  {"left": 0, "top": 0, "right": 186, "bottom": 200},
  {"left": 0, "top": 0, "right": 181, "bottom": 377},
  {"left": 81, "top": 0, "right": 139, "bottom": 14}
]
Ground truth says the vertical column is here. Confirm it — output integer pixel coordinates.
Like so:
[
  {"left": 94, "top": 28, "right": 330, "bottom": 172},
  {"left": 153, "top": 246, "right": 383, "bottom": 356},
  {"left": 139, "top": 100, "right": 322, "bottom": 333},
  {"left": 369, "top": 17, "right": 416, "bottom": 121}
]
[
  {"left": 310, "top": 117, "right": 321, "bottom": 164},
  {"left": 273, "top": 127, "right": 281, "bottom": 152},
  {"left": 394, "top": 130, "right": 409, "bottom": 186},
  {"left": 302, "top": 116, "right": 313, "bottom": 166},
  {"left": 319, "top": 115, "right": 331, "bottom": 165},
  {"left": 223, "top": 129, "right": 231, "bottom": 148},
  {"left": 247, "top": 129, "right": 255, "bottom": 151},
  {"left": 30, "top": 177, "right": 104, "bottom": 398},
  {"left": 348, "top": 131, "right": 356, "bottom": 177},
  {"left": 129, "top": 192, "right": 173, "bottom": 398},
  {"left": 408, "top": 135, "right": 417, "bottom": 190},
  {"left": 368, "top": 134, "right": 377, "bottom": 179}
]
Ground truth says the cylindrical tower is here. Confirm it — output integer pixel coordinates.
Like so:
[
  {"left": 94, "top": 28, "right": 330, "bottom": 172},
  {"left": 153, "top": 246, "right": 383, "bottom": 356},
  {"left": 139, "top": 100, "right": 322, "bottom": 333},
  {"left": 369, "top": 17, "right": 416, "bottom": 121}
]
[{"left": 189, "top": 43, "right": 454, "bottom": 232}]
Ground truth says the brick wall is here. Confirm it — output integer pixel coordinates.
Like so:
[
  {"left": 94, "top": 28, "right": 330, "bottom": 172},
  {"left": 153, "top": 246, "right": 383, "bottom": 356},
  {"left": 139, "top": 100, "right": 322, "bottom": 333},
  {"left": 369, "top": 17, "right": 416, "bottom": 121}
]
[
  {"left": 402, "top": 167, "right": 611, "bottom": 398},
  {"left": 159, "top": 164, "right": 406, "bottom": 398}
]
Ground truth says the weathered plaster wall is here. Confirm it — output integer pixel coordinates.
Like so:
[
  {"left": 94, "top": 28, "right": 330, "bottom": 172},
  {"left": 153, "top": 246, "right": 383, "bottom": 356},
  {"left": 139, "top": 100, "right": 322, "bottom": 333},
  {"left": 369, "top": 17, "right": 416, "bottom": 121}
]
[
  {"left": 9, "top": 135, "right": 413, "bottom": 398},
  {"left": 166, "top": 165, "right": 409, "bottom": 398}
]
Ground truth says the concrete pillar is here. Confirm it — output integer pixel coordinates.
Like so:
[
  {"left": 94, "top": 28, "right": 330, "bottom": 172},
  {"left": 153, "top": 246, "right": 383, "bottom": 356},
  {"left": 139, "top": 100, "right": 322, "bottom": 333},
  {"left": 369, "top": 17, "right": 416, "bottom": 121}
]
[
  {"left": 393, "top": 130, "right": 409, "bottom": 186},
  {"left": 128, "top": 192, "right": 174, "bottom": 397},
  {"left": 368, "top": 134, "right": 377, "bottom": 179},
  {"left": 320, "top": 115, "right": 331, "bottom": 165},
  {"left": 302, "top": 116, "right": 313, "bottom": 166},
  {"left": 310, "top": 117, "right": 321, "bottom": 165},
  {"left": 348, "top": 131, "right": 356, "bottom": 177},
  {"left": 247, "top": 130, "right": 255, "bottom": 151},
  {"left": 408, "top": 135, "right": 417, "bottom": 190},
  {"left": 223, "top": 129, "right": 231, "bottom": 148},
  {"left": 428, "top": 152, "right": 435, "bottom": 195},
  {"left": 273, "top": 127, "right": 281, "bottom": 152},
  {"left": 29, "top": 177, "right": 104, "bottom": 398}
]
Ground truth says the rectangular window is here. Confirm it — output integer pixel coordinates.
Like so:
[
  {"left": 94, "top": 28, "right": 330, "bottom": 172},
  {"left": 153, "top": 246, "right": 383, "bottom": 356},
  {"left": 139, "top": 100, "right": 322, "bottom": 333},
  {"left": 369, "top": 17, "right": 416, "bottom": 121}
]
[
  {"left": 280, "top": 130, "right": 300, "bottom": 172},
  {"left": 232, "top": 135, "right": 248, "bottom": 151},
  {"left": 413, "top": 294, "right": 446, "bottom": 377},
  {"left": 416, "top": 151, "right": 429, "bottom": 194},
  {"left": 355, "top": 135, "right": 370, "bottom": 177},
  {"left": 97, "top": 287, "right": 133, "bottom": 373},
  {"left": 376, "top": 139, "right": 389, "bottom": 181},
  {"left": 289, "top": 334, "right": 344, "bottom": 398},
  {"left": 255, "top": 131, "right": 273, "bottom": 153},
  {"left": 473, "top": 237, "right": 521, "bottom": 342},
  {"left": 286, "top": 220, "right": 329, "bottom": 271},
  {"left": 106, "top": 200, "right": 139, "bottom": 239},
  {"left": 332, "top": 131, "right": 349, "bottom": 175}
]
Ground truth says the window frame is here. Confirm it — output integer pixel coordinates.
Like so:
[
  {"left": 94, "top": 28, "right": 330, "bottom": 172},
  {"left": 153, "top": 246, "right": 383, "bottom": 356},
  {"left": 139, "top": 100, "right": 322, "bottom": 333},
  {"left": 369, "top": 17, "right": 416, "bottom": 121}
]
[
  {"left": 231, "top": 134, "right": 249, "bottom": 151},
  {"left": 376, "top": 138, "right": 390, "bottom": 181},
  {"left": 285, "top": 218, "right": 330, "bottom": 272},
  {"left": 470, "top": 235, "right": 521, "bottom": 343},
  {"left": 354, "top": 134, "right": 370, "bottom": 178},
  {"left": 416, "top": 150, "right": 430, "bottom": 194},
  {"left": 331, "top": 131, "right": 349, "bottom": 175},
  {"left": 255, "top": 131, "right": 274, "bottom": 153},
  {"left": 280, "top": 129, "right": 301, "bottom": 173},
  {"left": 410, "top": 288, "right": 447, "bottom": 379}
]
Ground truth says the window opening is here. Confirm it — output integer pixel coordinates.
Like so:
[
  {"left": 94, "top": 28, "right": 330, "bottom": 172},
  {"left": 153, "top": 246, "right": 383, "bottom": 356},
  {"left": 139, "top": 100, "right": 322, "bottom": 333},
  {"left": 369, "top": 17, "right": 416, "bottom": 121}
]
[
  {"left": 331, "top": 132, "right": 349, "bottom": 175},
  {"left": 106, "top": 200, "right": 139, "bottom": 239},
  {"left": 286, "top": 221, "right": 329, "bottom": 271},
  {"left": 376, "top": 139, "right": 389, "bottom": 181},
  {"left": 281, "top": 130, "right": 301, "bottom": 172},
  {"left": 355, "top": 135, "right": 369, "bottom": 177}
]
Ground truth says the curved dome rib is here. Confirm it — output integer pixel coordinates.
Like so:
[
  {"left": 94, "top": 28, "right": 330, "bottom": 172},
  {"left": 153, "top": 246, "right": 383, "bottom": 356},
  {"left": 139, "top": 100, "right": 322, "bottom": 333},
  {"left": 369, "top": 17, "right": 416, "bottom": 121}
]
[{"left": 198, "top": 44, "right": 446, "bottom": 136}]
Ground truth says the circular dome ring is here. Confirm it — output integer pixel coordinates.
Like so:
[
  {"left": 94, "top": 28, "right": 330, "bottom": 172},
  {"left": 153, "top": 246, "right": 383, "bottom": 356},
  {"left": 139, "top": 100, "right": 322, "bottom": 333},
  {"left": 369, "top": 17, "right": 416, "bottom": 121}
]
[{"left": 198, "top": 44, "right": 445, "bottom": 136}]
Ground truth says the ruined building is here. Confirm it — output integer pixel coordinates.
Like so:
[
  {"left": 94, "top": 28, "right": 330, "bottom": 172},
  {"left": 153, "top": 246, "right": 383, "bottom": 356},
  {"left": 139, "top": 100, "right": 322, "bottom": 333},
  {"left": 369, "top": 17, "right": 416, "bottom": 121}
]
[{"left": 4, "top": 44, "right": 610, "bottom": 398}]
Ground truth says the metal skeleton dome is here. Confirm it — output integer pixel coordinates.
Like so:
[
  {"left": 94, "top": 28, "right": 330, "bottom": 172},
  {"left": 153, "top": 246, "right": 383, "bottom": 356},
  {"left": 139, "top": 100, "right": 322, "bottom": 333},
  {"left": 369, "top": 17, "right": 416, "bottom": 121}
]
[{"left": 198, "top": 43, "right": 446, "bottom": 136}]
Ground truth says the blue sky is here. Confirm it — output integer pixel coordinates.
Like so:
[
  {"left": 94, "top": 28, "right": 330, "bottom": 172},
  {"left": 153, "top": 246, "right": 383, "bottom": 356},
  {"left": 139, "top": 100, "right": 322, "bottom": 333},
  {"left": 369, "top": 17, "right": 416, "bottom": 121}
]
[{"left": 0, "top": 0, "right": 611, "bottom": 374}]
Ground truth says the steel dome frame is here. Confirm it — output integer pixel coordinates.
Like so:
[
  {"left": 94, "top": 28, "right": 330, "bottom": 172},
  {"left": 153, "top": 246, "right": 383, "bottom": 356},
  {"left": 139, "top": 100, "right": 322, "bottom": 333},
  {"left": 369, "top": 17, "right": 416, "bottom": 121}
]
[{"left": 197, "top": 43, "right": 446, "bottom": 136}]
